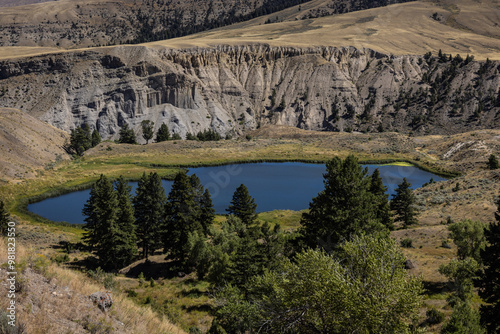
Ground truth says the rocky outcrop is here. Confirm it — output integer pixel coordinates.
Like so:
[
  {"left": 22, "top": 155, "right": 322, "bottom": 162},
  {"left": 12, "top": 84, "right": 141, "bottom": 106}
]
[{"left": 0, "top": 45, "right": 499, "bottom": 141}]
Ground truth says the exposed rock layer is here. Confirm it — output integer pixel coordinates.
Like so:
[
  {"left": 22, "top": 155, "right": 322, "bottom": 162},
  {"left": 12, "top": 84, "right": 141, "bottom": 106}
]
[{"left": 0, "top": 45, "right": 499, "bottom": 141}]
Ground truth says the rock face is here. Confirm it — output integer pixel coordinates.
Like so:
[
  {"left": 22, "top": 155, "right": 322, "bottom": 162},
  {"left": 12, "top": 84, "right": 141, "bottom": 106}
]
[{"left": 0, "top": 45, "right": 499, "bottom": 141}]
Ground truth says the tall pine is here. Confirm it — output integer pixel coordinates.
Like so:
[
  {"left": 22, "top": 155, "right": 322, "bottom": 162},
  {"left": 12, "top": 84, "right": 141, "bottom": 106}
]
[
  {"left": 82, "top": 174, "right": 119, "bottom": 268},
  {"left": 369, "top": 168, "right": 394, "bottom": 230},
  {"left": 113, "top": 176, "right": 138, "bottom": 268},
  {"left": 0, "top": 200, "right": 10, "bottom": 236},
  {"left": 190, "top": 175, "right": 215, "bottom": 234},
  {"left": 91, "top": 129, "right": 101, "bottom": 148},
  {"left": 390, "top": 178, "right": 418, "bottom": 227},
  {"left": 227, "top": 184, "right": 257, "bottom": 226},
  {"left": 478, "top": 196, "right": 500, "bottom": 333},
  {"left": 133, "top": 172, "right": 166, "bottom": 259},
  {"left": 300, "top": 155, "right": 387, "bottom": 251},
  {"left": 164, "top": 172, "right": 202, "bottom": 262},
  {"left": 156, "top": 123, "right": 170, "bottom": 142}
]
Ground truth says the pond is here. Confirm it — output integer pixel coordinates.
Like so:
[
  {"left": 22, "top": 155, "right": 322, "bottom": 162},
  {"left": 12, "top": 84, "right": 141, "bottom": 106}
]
[{"left": 28, "top": 162, "right": 446, "bottom": 224}]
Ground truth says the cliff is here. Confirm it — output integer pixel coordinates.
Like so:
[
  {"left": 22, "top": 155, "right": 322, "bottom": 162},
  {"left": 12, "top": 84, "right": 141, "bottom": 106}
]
[{"left": 0, "top": 45, "right": 499, "bottom": 141}]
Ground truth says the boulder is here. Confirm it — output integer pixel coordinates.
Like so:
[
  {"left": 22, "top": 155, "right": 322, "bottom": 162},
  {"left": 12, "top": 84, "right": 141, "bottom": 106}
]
[{"left": 89, "top": 291, "right": 113, "bottom": 311}]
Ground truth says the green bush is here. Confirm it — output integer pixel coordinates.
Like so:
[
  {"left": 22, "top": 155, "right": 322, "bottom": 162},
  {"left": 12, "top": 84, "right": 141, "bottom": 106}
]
[
  {"left": 426, "top": 307, "right": 445, "bottom": 325},
  {"left": 400, "top": 238, "right": 413, "bottom": 248}
]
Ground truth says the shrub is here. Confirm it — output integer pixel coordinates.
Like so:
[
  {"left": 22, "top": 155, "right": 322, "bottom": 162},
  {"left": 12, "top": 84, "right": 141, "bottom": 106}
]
[
  {"left": 426, "top": 307, "right": 445, "bottom": 325},
  {"left": 0, "top": 310, "right": 26, "bottom": 333},
  {"left": 401, "top": 238, "right": 413, "bottom": 248}
]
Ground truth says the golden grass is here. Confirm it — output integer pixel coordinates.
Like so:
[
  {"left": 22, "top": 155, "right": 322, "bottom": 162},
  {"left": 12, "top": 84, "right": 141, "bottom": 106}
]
[
  {"left": 148, "top": 1, "right": 500, "bottom": 60},
  {"left": 1, "top": 0, "right": 499, "bottom": 61},
  {"left": 0, "top": 237, "right": 186, "bottom": 334}
]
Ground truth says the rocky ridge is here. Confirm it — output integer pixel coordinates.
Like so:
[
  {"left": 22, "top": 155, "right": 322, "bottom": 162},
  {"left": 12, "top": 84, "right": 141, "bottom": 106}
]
[{"left": 0, "top": 44, "right": 499, "bottom": 141}]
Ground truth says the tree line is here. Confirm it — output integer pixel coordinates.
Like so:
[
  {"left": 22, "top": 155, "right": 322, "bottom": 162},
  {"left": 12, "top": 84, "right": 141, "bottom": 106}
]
[{"left": 66, "top": 121, "right": 224, "bottom": 156}]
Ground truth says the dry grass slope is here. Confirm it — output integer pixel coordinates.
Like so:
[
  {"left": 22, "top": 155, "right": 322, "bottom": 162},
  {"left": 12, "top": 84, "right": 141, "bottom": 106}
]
[
  {"left": 150, "top": 0, "right": 500, "bottom": 59},
  {"left": 0, "top": 108, "right": 69, "bottom": 181}
]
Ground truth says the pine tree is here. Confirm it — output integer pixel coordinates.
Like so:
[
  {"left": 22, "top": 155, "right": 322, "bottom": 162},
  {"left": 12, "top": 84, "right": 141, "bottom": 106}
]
[
  {"left": 141, "top": 120, "right": 154, "bottom": 144},
  {"left": 118, "top": 123, "right": 137, "bottom": 144},
  {"left": 478, "top": 196, "right": 500, "bottom": 333},
  {"left": 82, "top": 174, "right": 118, "bottom": 268},
  {"left": 391, "top": 178, "right": 418, "bottom": 227},
  {"left": 200, "top": 189, "right": 215, "bottom": 235},
  {"left": 226, "top": 184, "right": 257, "bottom": 226},
  {"left": 68, "top": 124, "right": 92, "bottom": 155},
  {"left": 190, "top": 175, "right": 215, "bottom": 234},
  {"left": 91, "top": 129, "right": 101, "bottom": 148},
  {"left": 155, "top": 123, "right": 170, "bottom": 142},
  {"left": 0, "top": 200, "right": 10, "bottom": 236},
  {"left": 133, "top": 172, "right": 166, "bottom": 259},
  {"left": 300, "top": 155, "right": 387, "bottom": 251},
  {"left": 164, "top": 172, "right": 203, "bottom": 262},
  {"left": 369, "top": 168, "right": 394, "bottom": 230},
  {"left": 113, "top": 176, "right": 138, "bottom": 268}
]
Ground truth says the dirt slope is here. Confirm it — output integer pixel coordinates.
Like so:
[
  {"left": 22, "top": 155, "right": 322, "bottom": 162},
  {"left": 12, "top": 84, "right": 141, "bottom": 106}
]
[{"left": 0, "top": 108, "right": 69, "bottom": 181}]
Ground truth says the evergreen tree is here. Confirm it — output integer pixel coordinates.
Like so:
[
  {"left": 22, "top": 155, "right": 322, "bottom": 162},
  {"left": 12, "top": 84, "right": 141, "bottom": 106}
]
[
  {"left": 300, "top": 155, "right": 387, "bottom": 251},
  {"left": 113, "top": 176, "right": 138, "bottom": 268},
  {"left": 141, "top": 120, "right": 154, "bottom": 144},
  {"left": 226, "top": 184, "right": 257, "bottom": 226},
  {"left": 118, "top": 123, "right": 137, "bottom": 144},
  {"left": 391, "top": 178, "right": 418, "bottom": 227},
  {"left": 68, "top": 124, "right": 92, "bottom": 155},
  {"left": 91, "top": 129, "right": 101, "bottom": 148},
  {"left": 487, "top": 154, "right": 499, "bottom": 170},
  {"left": 200, "top": 189, "right": 215, "bottom": 235},
  {"left": 478, "top": 196, "right": 500, "bottom": 333},
  {"left": 369, "top": 168, "right": 394, "bottom": 230},
  {"left": 164, "top": 172, "right": 203, "bottom": 262},
  {"left": 82, "top": 174, "right": 119, "bottom": 268},
  {"left": 133, "top": 172, "right": 166, "bottom": 259},
  {"left": 189, "top": 175, "right": 215, "bottom": 234},
  {"left": 441, "top": 301, "right": 485, "bottom": 334},
  {"left": 0, "top": 200, "right": 10, "bottom": 236},
  {"left": 155, "top": 123, "right": 170, "bottom": 142}
]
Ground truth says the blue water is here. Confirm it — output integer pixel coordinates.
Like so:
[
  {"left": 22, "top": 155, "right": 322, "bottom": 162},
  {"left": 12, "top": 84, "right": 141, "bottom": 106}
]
[{"left": 28, "top": 162, "right": 446, "bottom": 224}]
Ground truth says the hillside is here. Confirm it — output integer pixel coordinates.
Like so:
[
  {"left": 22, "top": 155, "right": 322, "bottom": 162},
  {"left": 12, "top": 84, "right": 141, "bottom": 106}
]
[
  {"left": 0, "top": 0, "right": 414, "bottom": 48},
  {"left": 0, "top": 108, "right": 69, "bottom": 181},
  {"left": 151, "top": 0, "right": 500, "bottom": 60}
]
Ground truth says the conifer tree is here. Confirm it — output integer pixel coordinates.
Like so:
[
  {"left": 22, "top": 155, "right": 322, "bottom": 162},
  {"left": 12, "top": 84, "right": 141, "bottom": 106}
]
[
  {"left": 133, "top": 172, "right": 166, "bottom": 259},
  {"left": 82, "top": 174, "right": 119, "bottom": 268},
  {"left": 0, "top": 200, "right": 10, "bottom": 236},
  {"left": 155, "top": 123, "right": 170, "bottom": 142},
  {"left": 190, "top": 175, "right": 215, "bottom": 234},
  {"left": 391, "top": 178, "right": 418, "bottom": 227},
  {"left": 118, "top": 123, "right": 137, "bottom": 144},
  {"left": 91, "top": 129, "right": 101, "bottom": 148},
  {"left": 200, "top": 189, "right": 215, "bottom": 235},
  {"left": 478, "top": 196, "right": 500, "bottom": 333},
  {"left": 369, "top": 168, "right": 394, "bottom": 230},
  {"left": 113, "top": 176, "right": 138, "bottom": 268},
  {"left": 164, "top": 172, "right": 202, "bottom": 262},
  {"left": 141, "top": 120, "right": 154, "bottom": 144},
  {"left": 226, "top": 184, "right": 257, "bottom": 226},
  {"left": 68, "top": 124, "right": 92, "bottom": 155},
  {"left": 300, "top": 155, "right": 387, "bottom": 251}
]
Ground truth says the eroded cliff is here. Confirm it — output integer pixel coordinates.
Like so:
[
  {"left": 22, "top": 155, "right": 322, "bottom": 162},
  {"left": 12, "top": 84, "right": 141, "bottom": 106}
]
[{"left": 0, "top": 45, "right": 499, "bottom": 141}]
